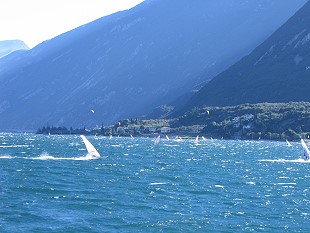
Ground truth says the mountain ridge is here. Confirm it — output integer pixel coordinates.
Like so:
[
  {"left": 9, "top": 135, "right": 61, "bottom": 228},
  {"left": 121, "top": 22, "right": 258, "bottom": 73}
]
[
  {"left": 0, "top": 40, "right": 29, "bottom": 59},
  {"left": 183, "top": 0, "right": 310, "bottom": 110},
  {"left": 0, "top": 0, "right": 307, "bottom": 130}
]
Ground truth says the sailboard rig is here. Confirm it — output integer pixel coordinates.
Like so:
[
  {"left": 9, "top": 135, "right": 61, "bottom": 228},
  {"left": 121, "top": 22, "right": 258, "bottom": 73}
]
[
  {"left": 286, "top": 139, "right": 292, "bottom": 147},
  {"left": 301, "top": 139, "right": 310, "bottom": 160},
  {"left": 80, "top": 135, "right": 101, "bottom": 158},
  {"left": 174, "top": 136, "right": 182, "bottom": 142},
  {"left": 194, "top": 136, "right": 199, "bottom": 145},
  {"left": 154, "top": 135, "right": 160, "bottom": 145}
]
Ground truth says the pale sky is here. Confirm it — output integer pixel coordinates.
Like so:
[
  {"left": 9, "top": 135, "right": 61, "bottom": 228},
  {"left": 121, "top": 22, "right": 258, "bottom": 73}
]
[{"left": 0, "top": 0, "right": 144, "bottom": 48}]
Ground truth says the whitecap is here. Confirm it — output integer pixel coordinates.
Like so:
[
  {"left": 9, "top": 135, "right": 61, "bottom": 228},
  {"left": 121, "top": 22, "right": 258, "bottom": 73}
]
[
  {"left": 246, "top": 181, "right": 256, "bottom": 185},
  {"left": 259, "top": 158, "right": 310, "bottom": 163},
  {"left": 282, "top": 194, "right": 291, "bottom": 196},
  {"left": 72, "top": 154, "right": 102, "bottom": 161},
  {"left": 33, "top": 154, "right": 56, "bottom": 160},
  {"left": 164, "top": 144, "right": 179, "bottom": 147},
  {"left": 0, "top": 155, "right": 12, "bottom": 159},
  {"left": 32, "top": 153, "right": 101, "bottom": 161},
  {"left": 149, "top": 182, "right": 167, "bottom": 185},
  {"left": 52, "top": 196, "right": 67, "bottom": 199},
  {"left": 275, "top": 183, "right": 296, "bottom": 185},
  {"left": 0, "top": 145, "right": 29, "bottom": 148},
  {"left": 69, "top": 142, "right": 80, "bottom": 146}
]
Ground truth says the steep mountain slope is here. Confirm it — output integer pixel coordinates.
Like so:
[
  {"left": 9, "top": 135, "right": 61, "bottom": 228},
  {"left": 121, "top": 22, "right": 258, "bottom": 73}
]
[
  {"left": 0, "top": 0, "right": 307, "bottom": 130},
  {"left": 185, "top": 0, "right": 310, "bottom": 109},
  {"left": 0, "top": 40, "right": 29, "bottom": 58}
]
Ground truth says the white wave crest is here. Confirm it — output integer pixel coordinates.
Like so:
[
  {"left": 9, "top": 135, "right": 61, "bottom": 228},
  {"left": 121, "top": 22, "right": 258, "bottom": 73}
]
[
  {"left": 259, "top": 158, "right": 310, "bottom": 163},
  {"left": 0, "top": 145, "right": 29, "bottom": 148},
  {"left": 33, "top": 153, "right": 56, "bottom": 160},
  {"left": 149, "top": 182, "right": 167, "bottom": 186},
  {"left": 0, "top": 155, "right": 13, "bottom": 159},
  {"left": 33, "top": 153, "right": 101, "bottom": 161}
]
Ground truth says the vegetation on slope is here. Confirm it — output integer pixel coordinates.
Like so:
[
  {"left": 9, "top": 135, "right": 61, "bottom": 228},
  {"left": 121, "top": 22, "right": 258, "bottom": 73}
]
[{"left": 37, "top": 102, "right": 310, "bottom": 141}]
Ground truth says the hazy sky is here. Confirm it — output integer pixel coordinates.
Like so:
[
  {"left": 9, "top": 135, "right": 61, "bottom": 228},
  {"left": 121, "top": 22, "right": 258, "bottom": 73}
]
[{"left": 0, "top": 0, "right": 144, "bottom": 48}]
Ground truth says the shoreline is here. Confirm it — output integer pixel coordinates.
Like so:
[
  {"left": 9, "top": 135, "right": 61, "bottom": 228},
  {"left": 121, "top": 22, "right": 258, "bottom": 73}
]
[{"left": 1, "top": 131, "right": 306, "bottom": 143}]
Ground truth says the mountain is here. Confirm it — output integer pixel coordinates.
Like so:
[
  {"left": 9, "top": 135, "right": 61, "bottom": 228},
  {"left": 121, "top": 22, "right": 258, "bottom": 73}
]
[
  {"left": 0, "top": 40, "right": 29, "bottom": 59},
  {"left": 0, "top": 0, "right": 307, "bottom": 131},
  {"left": 184, "top": 0, "right": 310, "bottom": 109}
]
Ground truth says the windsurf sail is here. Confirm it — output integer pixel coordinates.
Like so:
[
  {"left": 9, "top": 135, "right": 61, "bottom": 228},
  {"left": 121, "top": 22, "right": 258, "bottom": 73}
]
[
  {"left": 80, "top": 135, "right": 101, "bottom": 158},
  {"left": 194, "top": 136, "right": 199, "bottom": 145},
  {"left": 174, "top": 136, "right": 182, "bottom": 142},
  {"left": 154, "top": 135, "right": 160, "bottom": 145},
  {"left": 301, "top": 139, "right": 310, "bottom": 160},
  {"left": 286, "top": 139, "right": 292, "bottom": 147}
]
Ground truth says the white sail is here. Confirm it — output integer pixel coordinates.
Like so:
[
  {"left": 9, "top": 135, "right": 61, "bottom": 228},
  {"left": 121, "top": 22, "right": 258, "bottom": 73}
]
[
  {"left": 194, "top": 136, "right": 199, "bottom": 145},
  {"left": 80, "top": 135, "right": 101, "bottom": 158},
  {"left": 154, "top": 135, "right": 160, "bottom": 145},
  {"left": 174, "top": 136, "right": 182, "bottom": 142},
  {"left": 301, "top": 139, "right": 310, "bottom": 160},
  {"left": 286, "top": 139, "right": 292, "bottom": 147},
  {"left": 166, "top": 135, "right": 170, "bottom": 140}
]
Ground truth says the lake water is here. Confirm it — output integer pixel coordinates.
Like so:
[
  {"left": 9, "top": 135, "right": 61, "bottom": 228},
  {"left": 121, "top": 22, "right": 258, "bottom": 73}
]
[{"left": 0, "top": 133, "right": 309, "bottom": 232}]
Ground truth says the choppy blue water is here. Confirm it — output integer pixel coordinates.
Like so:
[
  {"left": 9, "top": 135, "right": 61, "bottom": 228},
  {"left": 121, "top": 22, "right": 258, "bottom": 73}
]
[{"left": 0, "top": 133, "right": 310, "bottom": 232}]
